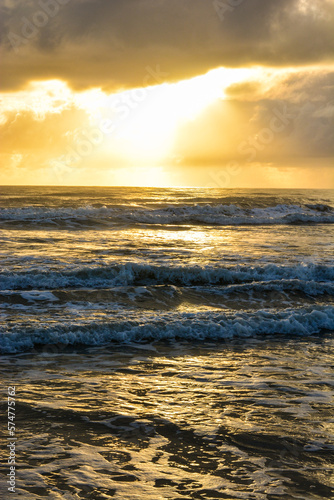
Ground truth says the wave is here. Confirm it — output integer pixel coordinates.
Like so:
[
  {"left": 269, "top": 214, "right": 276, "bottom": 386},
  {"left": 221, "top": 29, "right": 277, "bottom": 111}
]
[
  {"left": 0, "top": 203, "right": 333, "bottom": 228},
  {"left": 0, "top": 279, "right": 333, "bottom": 304},
  {"left": 1, "top": 306, "right": 333, "bottom": 353},
  {"left": 1, "top": 262, "right": 333, "bottom": 290}
]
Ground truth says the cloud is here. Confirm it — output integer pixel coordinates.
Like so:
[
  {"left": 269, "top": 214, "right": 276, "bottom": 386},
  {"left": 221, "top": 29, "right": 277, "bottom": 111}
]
[
  {"left": 173, "top": 69, "right": 334, "bottom": 164},
  {"left": 1, "top": 0, "right": 334, "bottom": 91},
  {"left": 1, "top": 67, "right": 333, "bottom": 185},
  {"left": 0, "top": 68, "right": 334, "bottom": 186},
  {"left": 0, "top": 106, "right": 89, "bottom": 155}
]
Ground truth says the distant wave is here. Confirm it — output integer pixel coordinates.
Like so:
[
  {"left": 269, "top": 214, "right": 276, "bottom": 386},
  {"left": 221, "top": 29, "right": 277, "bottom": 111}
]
[
  {"left": 1, "top": 306, "right": 333, "bottom": 354},
  {"left": 1, "top": 262, "right": 333, "bottom": 290},
  {"left": 0, "top": 203, "right": 333, "bottom": 228}
]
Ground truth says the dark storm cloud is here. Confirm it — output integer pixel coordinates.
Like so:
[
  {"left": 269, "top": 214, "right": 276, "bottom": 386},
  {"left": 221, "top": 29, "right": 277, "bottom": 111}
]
[{"left": 1, "top": 0, "right": 334, "bottom": 90}]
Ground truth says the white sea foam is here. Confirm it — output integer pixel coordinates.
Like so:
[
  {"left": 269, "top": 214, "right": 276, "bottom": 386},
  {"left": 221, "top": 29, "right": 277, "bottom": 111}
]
[
  {"left": 20, "top": 291, "right": 59, "bottom": 302},
  {"left": 0, "top": 262, "right": 333, "bottom": 290},
  {"left": 1, "top": 306, "right": 333, "bottom": 353}
]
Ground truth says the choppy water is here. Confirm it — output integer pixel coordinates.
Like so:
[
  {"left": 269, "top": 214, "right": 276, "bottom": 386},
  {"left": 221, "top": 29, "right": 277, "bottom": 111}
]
[{"left": 0, "top": 187, "right": 333, "bottom": 499}]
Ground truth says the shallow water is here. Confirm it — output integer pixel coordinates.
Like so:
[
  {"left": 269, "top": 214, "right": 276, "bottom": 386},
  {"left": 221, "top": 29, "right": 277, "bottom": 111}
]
[{"left": 1, "top": 339, "right": 334, "bottom": 499}]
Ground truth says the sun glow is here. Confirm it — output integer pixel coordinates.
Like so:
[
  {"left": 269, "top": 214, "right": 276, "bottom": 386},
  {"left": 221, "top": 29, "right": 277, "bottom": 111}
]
[
  {"left": 3, "top": 65, "right": 331, "bottom": 188},
  {"left": 0, "top": 67, "right": 261, "bottom": 186},
  {"left": 112, "top": 165, "right": 171, "bottom": 187},
  {"left": 100, "top": 67, "right": 257, "bottom": 164}
]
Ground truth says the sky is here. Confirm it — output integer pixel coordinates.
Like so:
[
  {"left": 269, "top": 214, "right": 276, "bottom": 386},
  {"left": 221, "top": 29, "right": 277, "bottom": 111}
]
[{"left": 0, "top": 0, "right": 334, "bottom": 187}]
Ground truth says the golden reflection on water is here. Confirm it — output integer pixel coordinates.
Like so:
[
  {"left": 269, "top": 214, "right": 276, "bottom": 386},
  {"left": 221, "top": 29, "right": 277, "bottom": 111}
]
[
  {"left": 2, "top": 225, "right": 333, "bottom": 277},
  {"left": 2, "top": 339, "right": 334, "bottom": 498}
]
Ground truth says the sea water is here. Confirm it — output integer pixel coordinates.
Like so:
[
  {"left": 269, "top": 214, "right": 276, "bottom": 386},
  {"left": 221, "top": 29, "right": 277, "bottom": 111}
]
[{"left": 0, "top": 187, "right": 333, "bottom": 499}]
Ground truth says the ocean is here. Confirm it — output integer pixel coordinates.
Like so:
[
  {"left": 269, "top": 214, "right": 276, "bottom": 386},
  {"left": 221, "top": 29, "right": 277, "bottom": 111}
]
[{"left": 0, "top": 186, "right": 333, "bottom": 499}]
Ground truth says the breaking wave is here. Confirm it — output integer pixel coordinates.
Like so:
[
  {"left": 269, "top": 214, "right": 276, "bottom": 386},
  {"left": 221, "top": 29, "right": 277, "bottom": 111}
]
[
  {"left": 1, "top": 306, "right": 333, "bottom": 354},
  {"left": 1, "top": 203, "right": 333, "bottom": 228},
  {"left": 1, "top": 262, "right": 333, "bottom": 290}
]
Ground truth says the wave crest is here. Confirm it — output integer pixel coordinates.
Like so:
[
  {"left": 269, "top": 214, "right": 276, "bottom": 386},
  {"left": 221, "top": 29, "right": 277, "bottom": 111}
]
[
  {"left": 1, "top": 306, "right": 333, "bottom": 354},
  {"left": 1, "top": 262, "right": 333, "bottom": 290},
  {"left": 1, "top": 203, "right": 333, "bottom": 227}
]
